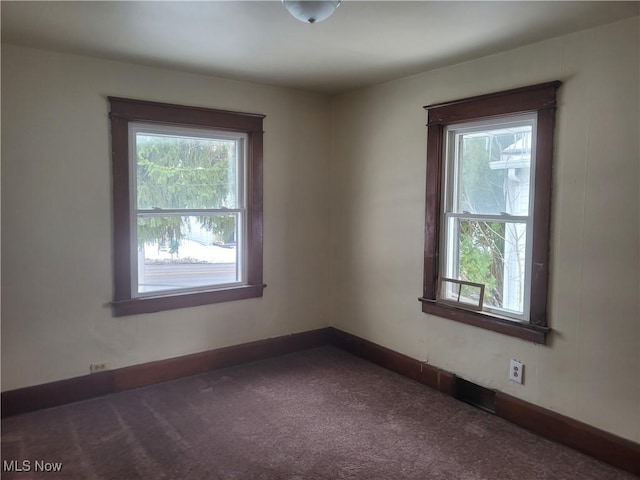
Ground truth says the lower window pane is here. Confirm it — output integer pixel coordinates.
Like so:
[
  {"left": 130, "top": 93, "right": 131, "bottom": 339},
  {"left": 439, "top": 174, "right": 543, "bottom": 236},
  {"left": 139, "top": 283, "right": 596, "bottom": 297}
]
[
  {"left": 136, "top": 214, "right": 240, "bottom": 295},
  {"left": 450, "top": 219, "right": 527, "bottom": 315}
]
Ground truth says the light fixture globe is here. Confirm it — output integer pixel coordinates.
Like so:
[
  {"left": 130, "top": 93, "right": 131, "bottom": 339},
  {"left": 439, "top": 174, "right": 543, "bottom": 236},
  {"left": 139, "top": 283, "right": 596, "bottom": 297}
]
[{"left": 282, "top": 0, "right": 341, "bottom": 24}]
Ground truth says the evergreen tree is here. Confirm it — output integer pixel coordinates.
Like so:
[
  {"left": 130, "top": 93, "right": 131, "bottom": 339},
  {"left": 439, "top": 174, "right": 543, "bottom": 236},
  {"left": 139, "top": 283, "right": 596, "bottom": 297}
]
[{"left": 135, "top": 133, "right": 238, "bottom": 249}]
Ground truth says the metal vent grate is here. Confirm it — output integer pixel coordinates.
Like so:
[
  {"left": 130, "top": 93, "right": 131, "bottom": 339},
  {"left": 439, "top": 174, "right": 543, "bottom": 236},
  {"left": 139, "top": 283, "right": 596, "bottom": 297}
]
[{"left": 454, "top": 377, "right": 496, "bottom": 414}]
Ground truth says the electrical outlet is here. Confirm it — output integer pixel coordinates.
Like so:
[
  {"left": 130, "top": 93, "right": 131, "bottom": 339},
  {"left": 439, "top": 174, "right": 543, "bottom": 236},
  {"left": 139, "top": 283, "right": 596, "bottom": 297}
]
[
  {"left": 89, "top": 363, "right": 108, "bottom": 373},
  {"left": 509, "top": 359, "right": 524, "bottom": 384}
]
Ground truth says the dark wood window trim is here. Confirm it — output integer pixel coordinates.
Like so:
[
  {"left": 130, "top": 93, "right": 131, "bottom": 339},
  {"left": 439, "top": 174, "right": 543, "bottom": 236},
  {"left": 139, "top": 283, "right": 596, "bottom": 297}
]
[
  {"left": 419, "top": 81, "right": 561, "bottom": 344},
  {"left": 109, "top": 97, "right": 266, "bottom": 316}
]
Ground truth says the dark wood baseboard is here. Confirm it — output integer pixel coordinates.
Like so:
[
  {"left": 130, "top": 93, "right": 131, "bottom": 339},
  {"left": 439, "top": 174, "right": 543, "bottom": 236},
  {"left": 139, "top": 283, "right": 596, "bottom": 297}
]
[
  {"left": 330, "top": 327, "right": 455, "bottom": 396},
  {"left": 330, "top": 327, "right": 640, "bottom": 477},
  {"left": 495, "top": 393, "right": 640, "bottom": 476},
  {"left": 1, "top": 328, "right": 332, "bottom": 418},
  {"left": 114, "top": 327, "right": 331, "bottom": 391},
  {"left": 0, "top": 370, "right": 115, "bottom": 420},
  {"left": 3, "top": 326, "right": 639, "bottom": 476}
]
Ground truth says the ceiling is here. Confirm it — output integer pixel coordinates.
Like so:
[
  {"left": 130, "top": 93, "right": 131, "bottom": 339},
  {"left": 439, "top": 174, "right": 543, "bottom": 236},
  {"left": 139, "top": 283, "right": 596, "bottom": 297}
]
[{"left": 2, "top": 1, "right": 638, "bottom": 94}]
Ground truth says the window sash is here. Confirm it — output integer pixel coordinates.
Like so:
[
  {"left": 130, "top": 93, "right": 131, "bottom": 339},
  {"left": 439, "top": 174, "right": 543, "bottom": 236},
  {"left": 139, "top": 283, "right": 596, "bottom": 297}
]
[
  {"left": 132, "top": 212, "right": 246, "bottom": 298},
  {"left": 439, "top": 115, "right": 537, "bottom": 323},
  {"left": 441, "top": 215, "right": 531, "bottom": 321},
  {"left": 128, "top": 123, "right": 248, "bottom": 298},
  {"left": 129, "top": 122, "right": 247, "bottom": 211},
  {"left": 444, "top": 114, "right": 537, "bottom": 217}
]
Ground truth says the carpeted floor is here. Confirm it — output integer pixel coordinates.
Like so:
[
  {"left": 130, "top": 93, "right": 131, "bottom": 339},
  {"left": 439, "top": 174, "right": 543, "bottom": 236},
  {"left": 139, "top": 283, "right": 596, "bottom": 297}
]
[{"left": 1, "top": 346, "right": 636, "bottom": 479}]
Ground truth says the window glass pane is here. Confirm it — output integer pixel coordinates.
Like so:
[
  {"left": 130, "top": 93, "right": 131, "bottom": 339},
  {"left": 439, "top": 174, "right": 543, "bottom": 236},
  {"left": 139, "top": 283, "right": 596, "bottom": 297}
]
[
  {"left": 450, "top": 219, "right": 526, "bottom": 315},
  {"left": 136, "top": 214, "right": 240, "bottom": 294},
  {"left": 136, "top": 132, "right": 239, "bottom": 210},
  {"left": 456, "top": 124, "right": 533, "bottom": 215}
]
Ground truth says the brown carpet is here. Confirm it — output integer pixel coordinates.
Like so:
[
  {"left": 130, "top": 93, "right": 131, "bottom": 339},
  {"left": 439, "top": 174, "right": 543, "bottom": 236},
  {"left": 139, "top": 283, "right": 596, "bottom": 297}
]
[{"left": 1, "top": 346, "right": 636, "bottom": 479}]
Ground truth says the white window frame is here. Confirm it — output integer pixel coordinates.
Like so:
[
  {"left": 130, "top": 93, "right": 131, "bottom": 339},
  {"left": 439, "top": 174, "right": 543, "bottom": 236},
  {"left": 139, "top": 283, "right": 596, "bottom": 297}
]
[
  {"left": 439, "top": 114, "right": 537, "bottom": 323},
  {"left": 128, "top": 122, "right": 249, "bottom": 298}
]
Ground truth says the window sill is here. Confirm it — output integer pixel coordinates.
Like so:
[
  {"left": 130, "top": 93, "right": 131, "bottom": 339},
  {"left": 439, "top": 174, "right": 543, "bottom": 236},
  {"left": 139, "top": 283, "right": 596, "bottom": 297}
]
[
  {"left": 113, "top": 284, "right": 266, "bottom": 317},
  {"left": 418, "top": 297, "right": 549, "bottom": 344}
]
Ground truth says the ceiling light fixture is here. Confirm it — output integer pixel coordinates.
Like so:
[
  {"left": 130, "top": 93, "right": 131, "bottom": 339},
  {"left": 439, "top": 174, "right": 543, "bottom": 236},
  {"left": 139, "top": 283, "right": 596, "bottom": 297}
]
[{"left": 282, "top": 0, "right": 342, "bottom": 24}]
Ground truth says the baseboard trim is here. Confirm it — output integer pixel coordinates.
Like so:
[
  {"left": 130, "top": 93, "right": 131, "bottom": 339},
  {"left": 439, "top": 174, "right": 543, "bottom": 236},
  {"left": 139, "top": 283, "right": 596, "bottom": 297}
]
[
  {"left": 330, "top": 327, "right": 455, "bottom": 395},
  {"left": 330, "top": 327, "right": 640, "bottom": 477},
  {"left": 1, "top": 327, "right": 332, "bottom": 418},
  {"left": 3, "top": 326, "right": 638, "bottom": 476},
  {"left": 495, "top": 392, "right": 640, "bottom": 476}
]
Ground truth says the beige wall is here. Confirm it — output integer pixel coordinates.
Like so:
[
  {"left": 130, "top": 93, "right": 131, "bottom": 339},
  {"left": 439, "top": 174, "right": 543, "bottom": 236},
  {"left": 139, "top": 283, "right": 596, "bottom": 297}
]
[
  {"left": 330, "top": 17, "right": 639, "bottom": 442},
  {"left": 2, "top": 16, "right": 639, "bottom": 444},
  {"left": 1, "top": 45, "right": 332, "bottom": 391}
]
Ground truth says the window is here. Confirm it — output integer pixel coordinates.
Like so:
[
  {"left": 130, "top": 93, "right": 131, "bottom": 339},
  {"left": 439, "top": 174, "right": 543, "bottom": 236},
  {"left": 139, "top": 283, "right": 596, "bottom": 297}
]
[
  {"left": 420, "top": 82, "right": 561, "bottom": 343},
  {"left": 109, "top": 98, "right": 265, "bottom": 316}
]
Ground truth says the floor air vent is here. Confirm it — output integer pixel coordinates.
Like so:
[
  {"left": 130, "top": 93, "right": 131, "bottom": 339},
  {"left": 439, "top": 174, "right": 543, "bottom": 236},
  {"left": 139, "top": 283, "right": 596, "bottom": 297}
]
[{"left": 453, "top": 377, "right": 496, "bottom": 414}]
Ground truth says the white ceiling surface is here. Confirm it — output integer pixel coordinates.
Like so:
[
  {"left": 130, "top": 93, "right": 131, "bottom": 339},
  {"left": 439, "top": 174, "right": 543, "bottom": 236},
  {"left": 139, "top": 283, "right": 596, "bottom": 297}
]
[{"left": 2, "top": 1, "right": 638, "bottom": 94}]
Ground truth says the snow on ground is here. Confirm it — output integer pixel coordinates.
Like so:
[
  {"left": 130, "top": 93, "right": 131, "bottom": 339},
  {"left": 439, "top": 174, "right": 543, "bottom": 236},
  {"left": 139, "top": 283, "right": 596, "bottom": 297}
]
[{"left": 144, "top": 239, "right": 236, "bottom": 263}]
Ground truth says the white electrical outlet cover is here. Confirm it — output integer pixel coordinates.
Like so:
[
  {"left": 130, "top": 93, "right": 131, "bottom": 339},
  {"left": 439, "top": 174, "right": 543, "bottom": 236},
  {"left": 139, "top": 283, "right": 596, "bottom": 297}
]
[{"left": 509, "top": 359, "right": 524, "bottom": 384}]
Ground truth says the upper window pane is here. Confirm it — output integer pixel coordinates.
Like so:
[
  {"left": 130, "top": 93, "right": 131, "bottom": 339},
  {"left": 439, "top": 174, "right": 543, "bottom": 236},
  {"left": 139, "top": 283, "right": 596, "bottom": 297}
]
[
  {"left": 453, "top": 120, "right": 534, "bottom": 216},
  {"left": 135, "top": 129, "right": 241, "bottom": 210}
]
